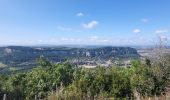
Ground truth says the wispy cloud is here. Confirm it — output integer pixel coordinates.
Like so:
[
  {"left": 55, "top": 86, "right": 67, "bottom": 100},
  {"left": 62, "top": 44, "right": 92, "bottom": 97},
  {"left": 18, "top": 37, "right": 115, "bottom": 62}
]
[
  {"left": 57, "top": 26, "right": 72, "bottom": 31},
  {"left": 82, "top": 20, "right": 99, "bottom": 29},
  {"left": 160, "top": 35, "right": 168, "bottom": 41},
  {"left": 155, "top": 30, "right": 168, "bottom": 34},
  {"left": 141, "top": 18, "right": 149, "bottom": 23},
  {"left": 60, "top": 37, "right": 82, "bottom": 42},
  {"left": 133, "top": 29, "right": 141, "bottom": 33},
  {"left": 89, "top": 36, "right": 99, "bottom": 41},
  {"left": 0, "top": 35, "right": 160, "bottom": 46},
  {"left": 57, "top": 26, "right": 81, "bottom": 33},
  {"left": 88, "top": 35, "right": 111, "bottom": 43},
  {"left": 76, "top": 12, "right": 84, "bottom": 17}
]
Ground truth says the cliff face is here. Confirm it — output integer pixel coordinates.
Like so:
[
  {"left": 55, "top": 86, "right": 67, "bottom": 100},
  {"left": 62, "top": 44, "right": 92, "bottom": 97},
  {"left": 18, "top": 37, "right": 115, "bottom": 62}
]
[{"left": 0, "top": 46, "right": 139, "bottom": 67}]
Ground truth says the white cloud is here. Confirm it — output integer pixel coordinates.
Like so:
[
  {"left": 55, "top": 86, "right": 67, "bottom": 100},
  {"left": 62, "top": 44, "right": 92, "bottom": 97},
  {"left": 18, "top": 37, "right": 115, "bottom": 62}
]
[
  {"left": 76, "top": 12, "right": 84, "bottom": 17},
  {"left": 57, "top": 26, "right": 72, "bottom": 31},
  {"left": 133, "top": 29, "right": 141, "bottom": 33},
  {"left": 82, "top": 20, "right": 99, "bottom": 29},
  {"left": 141, "top": 18, "right": 149, "bottom": 23},
  {"left": 102, "top": 39, "right": 109, "bottom": 42},
  {"left": 155, "top": 30, "right": 168, "bottom": 34}
]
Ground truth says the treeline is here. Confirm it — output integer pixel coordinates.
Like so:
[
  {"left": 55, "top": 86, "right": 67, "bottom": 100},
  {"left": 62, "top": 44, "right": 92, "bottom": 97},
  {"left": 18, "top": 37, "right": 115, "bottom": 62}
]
[{"left": 0, "top": 56, "right": 170, "bottom": 100}]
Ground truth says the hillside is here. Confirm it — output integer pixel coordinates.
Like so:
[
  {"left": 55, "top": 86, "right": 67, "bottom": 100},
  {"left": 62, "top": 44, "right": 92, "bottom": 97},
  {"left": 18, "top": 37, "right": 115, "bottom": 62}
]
[{"left": 0, "top": 46, "right": 139, "bottom": 73}]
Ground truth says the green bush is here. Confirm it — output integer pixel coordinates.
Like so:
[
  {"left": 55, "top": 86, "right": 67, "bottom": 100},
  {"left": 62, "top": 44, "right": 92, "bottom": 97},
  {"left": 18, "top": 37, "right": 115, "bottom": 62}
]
[{"left": 0, "top": 58, "right": 169, "bottom": 99}]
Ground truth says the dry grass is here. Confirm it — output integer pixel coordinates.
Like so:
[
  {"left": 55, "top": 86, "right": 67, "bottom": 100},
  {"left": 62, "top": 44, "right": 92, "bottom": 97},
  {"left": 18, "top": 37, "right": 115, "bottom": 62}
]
[
  {"left": 134, "top": 92, "right": 170, "bottom": 100},
  {"left": 48, "top": 84, "right": 170, "bottom": 100},
  {"left": 48, "top": 92, "right": 170, "bottom": 100}
]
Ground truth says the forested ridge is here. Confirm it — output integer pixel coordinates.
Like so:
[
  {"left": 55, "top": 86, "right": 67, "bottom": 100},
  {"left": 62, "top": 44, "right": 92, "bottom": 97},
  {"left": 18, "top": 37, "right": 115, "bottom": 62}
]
[
  {"left": 0, "top": 46, "right": 139, "bottom": 74},
  {"left": 0, "top": 46, "right": 139, "bottom": 63}
]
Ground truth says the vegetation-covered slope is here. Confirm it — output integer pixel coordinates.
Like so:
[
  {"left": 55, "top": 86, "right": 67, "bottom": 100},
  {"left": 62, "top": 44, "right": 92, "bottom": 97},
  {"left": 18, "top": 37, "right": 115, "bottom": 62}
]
[
  {"left": 0, "top": 46, "right": 139, "bottom": 73},
  {"left": 0, "top": 56, "right": 169, "bottom": 100}
]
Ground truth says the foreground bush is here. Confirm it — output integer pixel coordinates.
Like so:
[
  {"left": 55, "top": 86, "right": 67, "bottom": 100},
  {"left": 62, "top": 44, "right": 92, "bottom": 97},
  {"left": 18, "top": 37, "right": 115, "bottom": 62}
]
[{"left": 0, "top": 56, "right": 169, "bottom": 99}]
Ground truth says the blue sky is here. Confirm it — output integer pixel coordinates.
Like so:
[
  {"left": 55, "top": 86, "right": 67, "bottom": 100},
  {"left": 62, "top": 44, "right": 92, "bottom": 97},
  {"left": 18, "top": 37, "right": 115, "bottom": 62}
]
[{"left": 0, "top": 0, "right": 170, "bottom": 46}]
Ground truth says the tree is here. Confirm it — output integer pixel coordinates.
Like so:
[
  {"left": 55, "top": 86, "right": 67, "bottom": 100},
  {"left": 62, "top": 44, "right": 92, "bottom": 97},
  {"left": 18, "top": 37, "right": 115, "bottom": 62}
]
[
  {"left": 36, "top": 55, "right": 52, "bottom": 68},
  {"left": 130, "top": 61, "right": 154, "bottom": 96}
]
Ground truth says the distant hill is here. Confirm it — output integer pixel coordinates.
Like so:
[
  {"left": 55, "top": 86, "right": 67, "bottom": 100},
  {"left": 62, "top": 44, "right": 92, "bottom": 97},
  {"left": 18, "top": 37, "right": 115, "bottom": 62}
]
[{"left": 0, "top": 46, "right": 139, "bottom": 73}]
